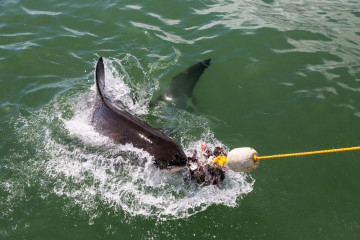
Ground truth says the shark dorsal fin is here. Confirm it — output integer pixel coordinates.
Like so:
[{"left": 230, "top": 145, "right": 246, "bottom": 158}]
[
  {"left": 151, "top": 59, "right": 211, "bottom": 109},
  {"left": 95, "top": 57, "right": 129, "bottom": 114},
  {"left": 95, "top": 57, "right": 106, "bottom": 101},
  {"left": 166, "top": 59, "right": 211, "bottom": 99}
]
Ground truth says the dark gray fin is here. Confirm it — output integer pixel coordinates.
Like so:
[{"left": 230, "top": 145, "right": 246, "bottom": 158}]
[
  {"left": 150, "top": 59, "right": 211, "bottom": 108},
  {"left": 166, "top": 59, "right": 211, "bottom": 97},
  {"left": 95, "top": 57, "right": 106, "bottom": 101},
  {"left": 95, "top": 57, "right": 128, "bottom": 113},
  {"left": 96, "top": 57, "right": 138, "bottom": 110}
]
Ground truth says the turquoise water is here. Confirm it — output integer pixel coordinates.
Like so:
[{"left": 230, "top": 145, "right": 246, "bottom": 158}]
[{"left": 1, "top": 0, "right": 360, "bottom": 239}]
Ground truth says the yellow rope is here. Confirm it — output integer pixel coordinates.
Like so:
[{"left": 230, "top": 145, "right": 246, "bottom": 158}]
[{"left": 253, "top": 146, "right": 360, "bottom": 161}]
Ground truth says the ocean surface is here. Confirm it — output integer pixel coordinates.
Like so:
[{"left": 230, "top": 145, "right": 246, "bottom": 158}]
[{"left": 1, "top": 0, "right": 360, "bottom": 239}]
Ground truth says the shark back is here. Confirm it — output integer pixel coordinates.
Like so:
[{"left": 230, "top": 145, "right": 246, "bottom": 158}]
[{"left": 92, "top": 57, "right": 188, "bottom": 169}]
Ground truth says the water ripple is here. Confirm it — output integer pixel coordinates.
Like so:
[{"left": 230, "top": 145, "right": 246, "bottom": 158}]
[
  {"left": 0, "top": 32, "right": 34, "bottom": 37},
  {"left": 0, "top": 41, "right": 39, "bottom": 50},
  {"left": 336, "top": 81, "right": 360, "bottom": 93},
  {"left": 147, "top": 12, "right": 181, "bottom": 26},
  {"left": 130, "top": 21, "right": 193, "bottom": 44},
  {"left": 63, "top": 26, "right": 98, "bottom": 37},
  {"left": 21, "top": 7, "right": 61, "bottom": 16}
]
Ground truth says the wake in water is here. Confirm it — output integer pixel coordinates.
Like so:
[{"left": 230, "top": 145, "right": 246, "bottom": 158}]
[{"left": 4, "top": 55, "right": 255, "bottom": 221}]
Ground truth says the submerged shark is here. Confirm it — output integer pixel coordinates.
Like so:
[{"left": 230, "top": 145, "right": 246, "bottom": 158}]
[
  {"left": 92, "top": 57, "right": 211, "bottom": 170},
  {"left": 151, "top": 59, "right": 211, "bottom": 109}
]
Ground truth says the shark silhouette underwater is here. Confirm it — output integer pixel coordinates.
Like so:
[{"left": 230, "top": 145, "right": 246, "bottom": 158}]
[{"left": 92, "top": 57, "right": 212, "bottom": 173}]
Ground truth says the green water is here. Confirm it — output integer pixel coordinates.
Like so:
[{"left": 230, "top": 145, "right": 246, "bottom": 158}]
[{"left": 1, "top": 0, "right": 360, "bottom": 239}]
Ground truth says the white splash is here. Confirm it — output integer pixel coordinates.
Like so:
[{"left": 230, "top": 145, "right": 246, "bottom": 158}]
[{"left": 13, "top": 55, "right": 255, "bottom": 221}]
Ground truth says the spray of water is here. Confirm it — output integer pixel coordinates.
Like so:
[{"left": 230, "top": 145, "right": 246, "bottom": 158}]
[{"left": 5, "top": 55, "right": 254, "bottom": 222}]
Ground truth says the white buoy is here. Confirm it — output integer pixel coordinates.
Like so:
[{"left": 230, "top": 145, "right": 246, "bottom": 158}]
[{"left": 227, "top": 147, "right": 259, "bottom": 172}]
